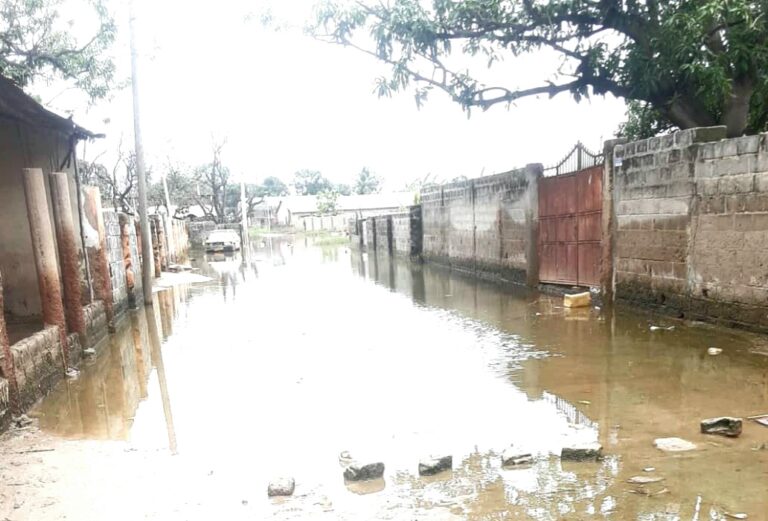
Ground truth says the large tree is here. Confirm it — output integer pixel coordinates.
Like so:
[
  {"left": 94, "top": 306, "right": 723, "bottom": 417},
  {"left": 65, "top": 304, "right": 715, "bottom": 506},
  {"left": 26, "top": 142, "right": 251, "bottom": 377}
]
[
  {"left": 311, "top": 0, "right": 768, "bottom": 138},
  {"left": 354, "top": 167, "right": 380, "bottom": 194},
  {"left": 293, "top": 169, "right": 333, "bottom": 195},
  {"left": 0, "top": 0, "right": 116, "bottom": 100}
]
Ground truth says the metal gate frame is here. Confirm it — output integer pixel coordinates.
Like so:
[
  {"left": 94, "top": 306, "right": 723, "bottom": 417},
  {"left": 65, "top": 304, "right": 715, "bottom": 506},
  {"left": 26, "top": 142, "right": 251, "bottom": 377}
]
[{"left": 538, "top": 143, "right": 604, "bottom": 287}]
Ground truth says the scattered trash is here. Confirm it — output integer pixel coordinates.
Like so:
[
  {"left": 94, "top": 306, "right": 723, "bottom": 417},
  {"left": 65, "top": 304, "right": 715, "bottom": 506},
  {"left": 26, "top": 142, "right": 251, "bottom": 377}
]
[
  {"left": 724, "top": 513, "right": 748, "bottom": 520},
  {"left": 627, "top": 476, "right": 665, "bottom": 485},
  {"left": 418, "top": 455, "right": 453, "bottom": 476},
  {"left": 564, "top": 292, "right": 591, "bottom": 309},
  {"left": 578, "top": 400, "right": 591, "bottom": 405},
  {"left": 650, "top": 325, "right": 675, "bottom": 331},
  {"left": 501, "top": 447, "right": 533, "bottom": 467},
  {"left": 561, "top": 443, "right": 602, "bottom": 461},
  {"left": 267, "top": 477, "right": 295, "bottom": 497},
  {"left": 701, "top": 417, "right": 742, "bottom": 437},
  {"left": 708, "top": 347, "right": 723, "bottom": 355},
  {"left": 65, "top": 368, "right": 80, "bottom": 379},
  {"left": 83, "top": 347, "right": 96, "bottom": 357},
  {"left": 343, "top": 462, "right": 385, "bottom": 482},
  {"left": 654, "top": 437, "right": 697, "bottom": 452},
  {"left": 643, "top": 467, "right": 656, "bottom": 472},
  {"left": 747, "top": 414, "right": 768, "bottom": 427}
]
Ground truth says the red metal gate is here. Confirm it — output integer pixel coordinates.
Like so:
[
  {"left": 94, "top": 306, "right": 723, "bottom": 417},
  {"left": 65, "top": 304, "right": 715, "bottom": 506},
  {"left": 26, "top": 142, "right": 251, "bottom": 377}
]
[{"left": 538, "top": 144, "right": 603, "bottom": 287}]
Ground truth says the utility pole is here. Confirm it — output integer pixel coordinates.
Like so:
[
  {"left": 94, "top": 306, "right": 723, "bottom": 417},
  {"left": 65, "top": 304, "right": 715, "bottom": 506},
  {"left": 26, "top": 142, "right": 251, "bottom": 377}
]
[
  {"left": 130, "top": 0, "right": 153, "bottom": 304},
  {"left": 240, "top": 177, "right": 249, "bottom": 252}
]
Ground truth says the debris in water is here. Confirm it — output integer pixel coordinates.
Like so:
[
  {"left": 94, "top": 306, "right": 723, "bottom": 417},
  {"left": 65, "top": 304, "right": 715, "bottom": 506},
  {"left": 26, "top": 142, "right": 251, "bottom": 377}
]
[
  {"left": 747, "top": 414, "right": 768, "bottom": 427},
  {"left": 649, "top": 325, "right": 675, "bottom": 331},
  {"left": 418, "top": 455, "right": 453, "bottom": 476},
  {"left": 564, "top": 291, "right": 591, "bottom": 308},
  {"left": 65, "top": 368, "right": 79, "bottom": 379},
  {"left": 654, "top": 437, "right": 697, "bottom": 452},
  {"left": 267, "top": 477, "right": 295, "bottom": 497},
  {"left": 561, "top": 443, "right": 603, "bottom": 461},
  {"left": 578, "top": 400, "right": 591, "bottom": 405},
  {"left": 708, "top": 347, "right": 723, "bottom": 355},
  {"left": 701, "top": 417, "right": 742, "bottom": 437},
  {"left": 627, "top": 476, "right": 665, "bottom": 484},
  {"left": 83, "top": 348, "right": 96, "bottom": 357},
  {"left": 724, "top": 513, "right": 748, "bottom": 520},
  {"left": 343, "top": 462, "right": 385, "bottom": 482},
  {"left": 501, "top": 447, "right": 533, "bottom": 467},
  {"left": 643, "top": 467, "right": 656, "bottom": 472}
]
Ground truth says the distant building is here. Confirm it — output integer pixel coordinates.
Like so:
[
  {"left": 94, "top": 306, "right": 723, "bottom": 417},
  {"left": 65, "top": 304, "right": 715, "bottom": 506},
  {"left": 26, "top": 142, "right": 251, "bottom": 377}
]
[{"left": 255, "top": 193, "right": 416, "bottom": 231}]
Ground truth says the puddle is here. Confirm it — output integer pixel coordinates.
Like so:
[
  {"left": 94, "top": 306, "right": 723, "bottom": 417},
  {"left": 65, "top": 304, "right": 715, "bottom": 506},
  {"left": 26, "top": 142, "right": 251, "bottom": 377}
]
[{"left": 28, "top": 238, "right": 768, "bottom": 519}]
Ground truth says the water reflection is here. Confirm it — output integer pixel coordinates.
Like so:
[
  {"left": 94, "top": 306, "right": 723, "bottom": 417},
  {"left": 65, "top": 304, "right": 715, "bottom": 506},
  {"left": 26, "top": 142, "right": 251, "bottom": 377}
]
[{"left": 32, "top": 243, "right": 768, "bottom": 520}]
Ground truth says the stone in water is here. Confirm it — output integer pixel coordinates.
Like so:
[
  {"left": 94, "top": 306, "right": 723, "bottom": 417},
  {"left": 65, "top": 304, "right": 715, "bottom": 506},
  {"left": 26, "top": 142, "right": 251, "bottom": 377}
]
[
  {"left": 501, "top": 447, "right": 533, "bottom": 467},
  {"left": 343, "top": 462, "right": 385, "bottom": 482},
  {"left": 561, "top": 443, "right": 602, "bottom": 461},
  {"left": 418, "top": 455, "right": 452, "bottom": 476},
  {"left": 267, "top": 477, "right": 295, "bottom": 497},
  {"left": 701, "top": 417, "right": 742, "bottom": 437}
]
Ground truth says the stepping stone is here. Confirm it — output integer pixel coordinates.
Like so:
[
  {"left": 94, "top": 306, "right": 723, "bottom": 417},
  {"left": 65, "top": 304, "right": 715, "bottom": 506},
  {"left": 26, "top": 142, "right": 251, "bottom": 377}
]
[
  {"left": 701, "top": 417, "right": 742, "bottom": 437},
  {"left": 418, "top": 455, "right": 452, "bottom": 476},
  {"left": 501, "top": 447, "right": 533, "bottom": 467},
  {"left": 561, "top": 442, "right": 602, "bottom": 461},
  {"left": 343, "top": 462, "right": 385, "bottom": 482},
  {"left": 267, "top": 477, "right": 295, "bottom": 497}
]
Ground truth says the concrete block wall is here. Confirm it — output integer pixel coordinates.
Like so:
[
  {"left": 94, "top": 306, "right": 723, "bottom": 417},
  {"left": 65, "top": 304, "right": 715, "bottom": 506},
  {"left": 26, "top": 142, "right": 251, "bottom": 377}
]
[
  {"left": 11, "top": 326, "right": 63, "bottom": 409},
  {"left": 365, "top": 217, "right": 376, "bottom": 251},
  {"left": 374, "top": 215, "right": 393, "bottom": 255},
  {"left": 613, "top": 126, "right": 768, "bottom": 329},
  {"left": 392, "top": 205, "right": 422, "bottom": 257},
  {"left": 84, "top": 300, "right": 108, "bottom": 348},
  {"left": 420, "top": 165, "right": 542, "bottom": 284},
  {"left": 104, "top": 211, "right": 128, "bottom": 317}
]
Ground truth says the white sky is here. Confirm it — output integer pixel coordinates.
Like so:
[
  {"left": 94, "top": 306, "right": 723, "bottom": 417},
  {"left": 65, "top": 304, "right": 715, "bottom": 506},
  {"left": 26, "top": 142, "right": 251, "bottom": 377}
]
[{"left": 41, "top": 0, "right": 627, "bottom": 191}]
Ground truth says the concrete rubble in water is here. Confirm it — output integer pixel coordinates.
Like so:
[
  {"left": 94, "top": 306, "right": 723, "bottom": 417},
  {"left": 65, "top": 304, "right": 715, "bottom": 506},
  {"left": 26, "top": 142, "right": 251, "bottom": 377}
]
[
  {"left": 418, "top": 455, "right": 453, "bottom": 476},
  {"left": 701, "top": 417, "right": 742, "bottom": 437},
  {"left": 267, "top": 477, "right": 295, "bottom": 497},
  {"left": 561, "top": 442, "right": 603, "bottom": 461}
]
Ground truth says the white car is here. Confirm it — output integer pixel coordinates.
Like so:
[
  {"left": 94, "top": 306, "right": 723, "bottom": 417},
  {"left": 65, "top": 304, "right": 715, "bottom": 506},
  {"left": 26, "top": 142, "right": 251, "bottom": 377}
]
[{"left": 204, "top": 229, "right": 241, "bottom": 252}]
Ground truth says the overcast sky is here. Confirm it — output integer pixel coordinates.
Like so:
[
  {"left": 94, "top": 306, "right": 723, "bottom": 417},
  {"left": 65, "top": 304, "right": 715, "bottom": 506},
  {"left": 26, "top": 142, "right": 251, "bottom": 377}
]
[{"left": 43, "top": 0, "right": 627, "bottom": 191}]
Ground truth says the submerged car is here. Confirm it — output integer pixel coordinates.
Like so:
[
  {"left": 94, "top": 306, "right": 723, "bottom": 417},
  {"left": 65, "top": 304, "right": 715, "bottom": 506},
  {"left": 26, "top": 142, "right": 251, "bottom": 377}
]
[{"left": 204, "top": 229, "right": 241, "bottom": 252}]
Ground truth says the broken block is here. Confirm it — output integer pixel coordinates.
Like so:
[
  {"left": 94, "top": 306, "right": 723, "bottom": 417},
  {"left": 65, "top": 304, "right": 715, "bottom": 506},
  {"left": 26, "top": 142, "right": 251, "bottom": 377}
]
[
  {"left": 564, "top": 292, "right": 591, "bottom": 308},
  {"left": 501, "top": 447, "right": 533, "bottom": 467},
  {"left": 418, "top": 455, "right": 452, "bottom": 476},
  {"left": 561, "top": 442, "right": 602, "bottom": 461},
  {"left": 701, "top": 417, "right": 742, "bottom": 437},
  {"left": 343, "top": 462, "right": 385, "bottom": 482},
  {"left": 267, "top": 477, "right": 295, "bottom": 497}
]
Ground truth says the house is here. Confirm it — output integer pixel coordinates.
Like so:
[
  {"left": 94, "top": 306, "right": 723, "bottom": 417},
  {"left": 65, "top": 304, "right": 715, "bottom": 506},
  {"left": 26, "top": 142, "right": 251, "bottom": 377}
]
[
  {"left": 258, "top": 192, "right": 417, "bottom": 231},
  {"left": 0, "top": 75, "right": 169, "bottom": 426}
]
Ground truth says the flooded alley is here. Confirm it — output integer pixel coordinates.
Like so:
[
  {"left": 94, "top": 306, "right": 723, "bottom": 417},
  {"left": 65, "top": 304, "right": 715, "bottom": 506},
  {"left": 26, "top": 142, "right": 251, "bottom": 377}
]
[{"left": 2, "top": 238, "right": 768, "bottom": 520}]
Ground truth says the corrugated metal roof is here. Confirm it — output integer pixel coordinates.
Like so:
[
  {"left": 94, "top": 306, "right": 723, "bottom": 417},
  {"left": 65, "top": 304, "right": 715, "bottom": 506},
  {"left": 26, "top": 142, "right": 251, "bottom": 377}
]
[
  {"left": 263, "top": 193, "right": 416, "bottom": 214},
  {"left": 0, "top": 74, "right": 98, "bottom": 139}
]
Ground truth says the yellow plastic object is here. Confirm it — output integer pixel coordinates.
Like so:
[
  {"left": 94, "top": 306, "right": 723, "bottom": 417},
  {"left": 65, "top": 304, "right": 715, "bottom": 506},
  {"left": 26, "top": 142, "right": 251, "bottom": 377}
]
[{"left": 564, "top": 291, "right": 592, "bottom": 308}]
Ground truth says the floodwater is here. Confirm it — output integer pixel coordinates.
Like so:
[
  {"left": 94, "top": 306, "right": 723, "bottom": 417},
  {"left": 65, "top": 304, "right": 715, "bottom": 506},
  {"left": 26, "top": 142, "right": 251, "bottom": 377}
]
[{"left": 7, "top": 237, "right": 768, "bottom": 520}]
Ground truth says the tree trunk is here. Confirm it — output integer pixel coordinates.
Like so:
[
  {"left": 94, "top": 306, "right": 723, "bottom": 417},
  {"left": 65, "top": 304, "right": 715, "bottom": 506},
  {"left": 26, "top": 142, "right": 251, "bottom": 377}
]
[
  {"left": 721, "top": 76, "right": 753, "bottom": 138},
  {"left": 665, "top": 97, "right": 717, "bottom": 131}
]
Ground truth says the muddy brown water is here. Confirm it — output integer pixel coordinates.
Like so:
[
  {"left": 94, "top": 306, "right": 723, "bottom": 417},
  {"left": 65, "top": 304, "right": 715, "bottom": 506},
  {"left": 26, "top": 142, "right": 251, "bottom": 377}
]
[{"left": 29, "top": 238, "right": 768, "bottom": 519}]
